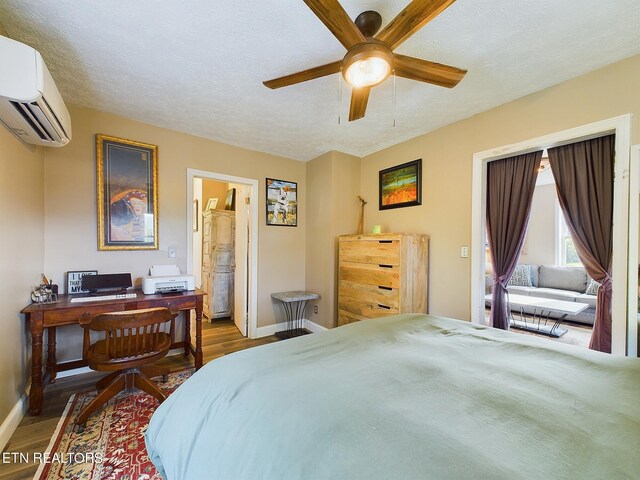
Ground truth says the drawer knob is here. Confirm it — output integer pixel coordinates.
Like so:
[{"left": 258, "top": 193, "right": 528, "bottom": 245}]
[
  {"left": 378, "top": 286, "right": 392, "bottom": 291},
  {"left": 379, "top": 264, "right": 393, "bottom": 268},
  {"left": 378, "top": 304, "right": 391, "bottom": 310}
]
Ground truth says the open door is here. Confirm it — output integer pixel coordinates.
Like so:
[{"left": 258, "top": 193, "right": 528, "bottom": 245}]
[
  {"left": 232, "top": 183, "right": 249, "bottom": 336},
  {"left": 627, "top": 145, "right": 640, "bottom": 357}
]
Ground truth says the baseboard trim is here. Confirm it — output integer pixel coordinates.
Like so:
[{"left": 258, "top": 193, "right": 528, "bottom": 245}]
[
  {"left": 0, "top": 394, "right": 27, "bottom": 452},
  {"left": 255, "top": 319, "right": 328, "bottom": 338}
]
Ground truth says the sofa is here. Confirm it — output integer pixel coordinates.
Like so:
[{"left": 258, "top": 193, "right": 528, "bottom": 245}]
[{"left": 485, "top": 264, "right": 598, "bottom": 325}]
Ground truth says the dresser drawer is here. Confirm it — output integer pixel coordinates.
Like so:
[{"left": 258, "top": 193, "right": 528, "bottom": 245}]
[
  {"left": 337, "top": 309, "right": 367, "bottom": 326},
  {"left": 338, "top": 296, "right": 399, "bottom": 319},
  {"left": 339, "top": 280, "right": 399, "bottom": 309},
  {"left": 339, "top": 262, "right": 400, "bottom": 289},
  {"left": 339, "top": 239, "right": 400, "bottom": 265}
]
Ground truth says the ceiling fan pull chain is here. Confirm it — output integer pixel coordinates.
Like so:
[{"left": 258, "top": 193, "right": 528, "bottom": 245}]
[
  {"left": 338, "top": 71, "right": 342, "bottom": 125},
  {"left": 393, "top": 72, "right": 397, "bottom": 128}
]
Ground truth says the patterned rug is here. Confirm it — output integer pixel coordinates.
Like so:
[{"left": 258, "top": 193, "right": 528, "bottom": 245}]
[{"left": 34, "top": 369, "right": 194, "bottom": 480}]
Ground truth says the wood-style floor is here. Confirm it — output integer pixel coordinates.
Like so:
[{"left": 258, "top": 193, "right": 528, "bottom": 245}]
[{"left": 0, "top": 319, "right": 278, "bottom": 480}]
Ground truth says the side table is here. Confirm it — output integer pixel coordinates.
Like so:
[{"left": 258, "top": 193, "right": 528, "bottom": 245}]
[{"left": 271, "top": 291, "right": 319, "bottom": 340}]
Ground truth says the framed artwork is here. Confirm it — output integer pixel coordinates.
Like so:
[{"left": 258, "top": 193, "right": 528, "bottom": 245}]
[
  {"left": 96, "top": 134, "right": 158, "bottom": 250},
  {"left": 193, "top": 199, "right": 199, "bottom": 232},
  {"left": 224, "top": 188, "right": 236, "bottom": 211},
  {"left": 205, "top": 198, "right": 218, "bottom": 211},
  {"left": 266, "top": 178, "right": 297, "bottom": 226},
  {"left": 67, "top": 270, "right": 98, "bottom": 294},
  {"left": 379, "top": 159, "right": 422, "bottom": 210}
]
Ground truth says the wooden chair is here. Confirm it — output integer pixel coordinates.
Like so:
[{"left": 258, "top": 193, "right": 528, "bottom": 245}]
[{"left": 75, "top": 307, "right": 177, "bottom": 429}]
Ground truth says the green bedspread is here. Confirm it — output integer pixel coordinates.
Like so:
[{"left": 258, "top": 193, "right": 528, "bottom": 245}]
[{"left": 145, "top": 314, "right": 640, "bottom": 479}]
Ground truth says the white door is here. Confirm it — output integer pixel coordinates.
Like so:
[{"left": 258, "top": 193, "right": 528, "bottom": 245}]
[
  {"left": 232, "top": 184, "right": 249, "bottom": 336},
  {"left": 627, "top": 145, "right": 640, "bottom": 357}
]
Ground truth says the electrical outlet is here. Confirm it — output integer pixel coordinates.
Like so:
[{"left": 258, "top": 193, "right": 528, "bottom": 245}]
[
  {"left": 168, "top": 246, "right": 177, "bottom": 258},
  {"left": 460, "top": 246, "right": 469, "bottom": 258},
  {"left": 313, "top": 305, "right": 318, "bottom": 314}
]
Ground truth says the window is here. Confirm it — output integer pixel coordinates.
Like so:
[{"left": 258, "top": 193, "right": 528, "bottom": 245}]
[{"left": 557, "top": 205, "right": 582, "bottom": 266}]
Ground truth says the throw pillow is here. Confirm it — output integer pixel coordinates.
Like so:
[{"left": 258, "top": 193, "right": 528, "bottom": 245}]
[
  {"left": 508, "top": 265, "right": 533, "bottom": 287},
  {"left": 585, "top": 277, "right": 600, "bottom": 296}
]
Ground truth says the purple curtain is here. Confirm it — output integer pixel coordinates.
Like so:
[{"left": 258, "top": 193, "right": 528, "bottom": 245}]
[
  {"left": 548, "top": 135, "right": 615, "bottom": 353},
  {"left": 487, "top": 151, "right": 542, "bottom": 329}
]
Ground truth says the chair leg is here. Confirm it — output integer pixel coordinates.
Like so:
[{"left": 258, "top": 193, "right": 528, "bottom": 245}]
[
  {"left": 96, "top": 371, "right": 120, "bottom": 391},
  {"left": 75, "top": 373, "right": 126, "bottom": 428},
  {"left": 133, "top": 372, "right": 167, "bottom": 403}
]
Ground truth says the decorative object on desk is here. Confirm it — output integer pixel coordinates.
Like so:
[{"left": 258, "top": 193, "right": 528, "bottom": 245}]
[
  {"left": 96, "top": 134, "right": 158, "bottom": 250},
  {"left": 372, "top": 224, "right": 382, "bottom": 234},
  {"left": 67, "top": 270, "right": 98, "bottom": 294},
  {"left": 357, "top": 195, "right": 367, "bottom": 234},
  {"left": 205, "top": 197, "right": 218, "bottom": 211},
  {"left": 266, "top": 178, "right": 297, "bottom": 226},
  {"left": 33, "top": 369, "right": 193, "bottom": 480},
  {"left": 271, "top": 291, "right": 319, "bottom": 339},
  {"left": 31, "top": 284, "right": 57, "bottom": 304},
  {"left": 379, "top": 159, "right": 422, "bottom": 210},
  {"left": 193, "top": 199, "right": 199, "bottom": 232},
  {"left": 224, "top": 188, "right": 236, "bottom": 211}
]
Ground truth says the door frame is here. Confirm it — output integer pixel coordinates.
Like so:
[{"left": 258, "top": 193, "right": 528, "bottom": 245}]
[
  {"left": 471, "top": 114, "right": 632, "bottom": 356},
  {"left": 186, "top": 169, "right": 259, "bottom": 339}
]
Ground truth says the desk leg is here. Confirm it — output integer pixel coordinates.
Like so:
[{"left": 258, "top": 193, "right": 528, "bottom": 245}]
[
  {"left": 46, "top": 327, "right": 57, "bottom": 383},
  {"left": 195, "top": 296, "right": 203, "bottom": 370},
  {"left": 184, "top": 313, "right": 191, "bottom": 358},
  {"left": 29, "top": 313, "right": 44, "bottom": 416}
]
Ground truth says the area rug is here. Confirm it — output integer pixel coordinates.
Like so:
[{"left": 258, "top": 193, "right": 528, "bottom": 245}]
[{"left": 34, "top": 369, "right": 194, "bottom": 480}]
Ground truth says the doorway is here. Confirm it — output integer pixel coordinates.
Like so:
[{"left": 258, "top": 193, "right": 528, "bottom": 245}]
[
  {"left": 186, "top": 169, "right": 259, "bottom": 338},
  {"left": 471, "top": 115, "right": 632, "bottom": 356}
]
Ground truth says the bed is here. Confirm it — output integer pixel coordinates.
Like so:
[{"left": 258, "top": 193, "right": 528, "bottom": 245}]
[{"left": 145, "top": 314, "right": 640, "bottom": 479}]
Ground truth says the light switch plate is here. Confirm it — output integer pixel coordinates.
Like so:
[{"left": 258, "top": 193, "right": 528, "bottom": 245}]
[{"left": 168, "top": 246, "right": 177, "bottom": 258}]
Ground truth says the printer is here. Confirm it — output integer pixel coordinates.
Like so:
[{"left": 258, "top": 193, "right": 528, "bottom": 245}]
[{"left": 142, "top": 265, "right": 195, "bottom": 294}]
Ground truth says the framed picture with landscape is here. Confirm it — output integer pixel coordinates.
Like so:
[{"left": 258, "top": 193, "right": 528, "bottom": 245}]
[
  {"left": 379, "top": 159, "right": 422, "bottom": 210},
  {"left": 266, "top": 178, "right": 297, "bottom": 226},
  {"left": 96, "top": 134, "right": 158, "bottom": 250}
]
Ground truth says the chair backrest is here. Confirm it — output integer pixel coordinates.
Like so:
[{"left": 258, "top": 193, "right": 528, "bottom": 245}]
[{"left": 80, "top": 307, "right": 176, "bottom": 361}]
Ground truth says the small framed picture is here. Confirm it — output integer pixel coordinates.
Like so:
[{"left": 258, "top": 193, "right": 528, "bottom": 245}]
[
  {"left": 205, "top": 198, "right": 218, "bottom": 211},
  {"left": 379, "top": 159, "right": 422, "bottom": 210},
  {"left": 266, "top": 178, "right": 297, "bottom": 226},
  {"left": 67, "top": 270, "right": 98, "bottom": 295}
]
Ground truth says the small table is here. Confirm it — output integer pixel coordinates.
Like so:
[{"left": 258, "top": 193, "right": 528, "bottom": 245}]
[
  {"left": 485, "top": 293, "right": 589, "bottom": 337},
  {"left": 271, "top": 291, "right": 319, "bottom": 340}
]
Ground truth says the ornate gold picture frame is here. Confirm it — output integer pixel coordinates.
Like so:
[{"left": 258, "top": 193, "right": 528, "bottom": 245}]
[{"left": 96, "top": 134, "right": 158, "bottom": 250}]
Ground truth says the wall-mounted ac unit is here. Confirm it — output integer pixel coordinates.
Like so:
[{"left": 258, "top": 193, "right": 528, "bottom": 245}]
[{"left": 0, "top": 36, "right": 72, "bottom": 147}]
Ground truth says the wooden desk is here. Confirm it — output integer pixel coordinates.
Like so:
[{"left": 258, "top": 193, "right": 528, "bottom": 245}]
[{"left": 21, "top": 289, "right": 205, "bottom": 416}]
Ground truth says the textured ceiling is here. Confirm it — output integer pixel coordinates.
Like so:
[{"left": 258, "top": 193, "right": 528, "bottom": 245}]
[{"left": 1, "top": 0, "right": 638, "bottom": 161}]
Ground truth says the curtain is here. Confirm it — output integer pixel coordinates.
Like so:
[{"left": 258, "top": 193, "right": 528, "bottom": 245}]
[
  {"left": 487, "top": 151, "right": 542, "bottom": 329},
  {"left": 548, "top": 135, "right": 615, "bottom": 353}
]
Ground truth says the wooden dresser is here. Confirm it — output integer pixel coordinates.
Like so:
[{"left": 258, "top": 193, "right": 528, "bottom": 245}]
[
  {"left": 202, "top": 209, "right": 235, "bottom": 319},
  {"left": 337, "top": 233, "right": 429, "bottom": 326}
]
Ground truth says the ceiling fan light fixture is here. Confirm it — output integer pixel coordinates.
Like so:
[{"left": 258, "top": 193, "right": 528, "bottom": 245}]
[{"left": 342, "top": 43, "right": 393, "bottom": 88}]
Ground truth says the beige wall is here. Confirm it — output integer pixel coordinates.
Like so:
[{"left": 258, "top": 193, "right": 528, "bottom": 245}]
[
  {"left": 0, "top": 114, "right": 45, "bottom": 427},
  {"left": 520, "top": 184, "right": 557, "bottom": 266},
  {"left": 360, "top": 54, "right": 640, "bottom": 321},
  {"left": 44, "top": 105, "right": 306, "bottom": 361},
  {"left": 305, "top": 151, "right": 361, "bottom": 328},
  {"left": 202, "top": 179, "right": 229, "bottom": 211}
]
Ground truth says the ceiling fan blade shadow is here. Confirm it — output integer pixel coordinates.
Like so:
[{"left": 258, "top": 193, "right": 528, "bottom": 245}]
[
  {"left": 394, "top": 54, "right": 466, "bottom": 88},
  {"left": 304, "top": 0, "right": 366, "bottom": 50},
  {"left": 376, "top": 0, "right": 457, "bottom": 51},
  {"left": 349, "top": 87, "right": 371, "bottom": 121},
  {"left": 264, "top": 61, "right": 342, "bottom": 89}
]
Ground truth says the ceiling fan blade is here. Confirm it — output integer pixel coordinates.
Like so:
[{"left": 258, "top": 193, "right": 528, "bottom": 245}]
[
  {"left": 376, "top": 0, "right": 457, "bottom": 51},
  {"left": 349, "top": 87, "right": 371, "bottom": 121},
  {"left": 263, "top": 60, "right": 342, "bottom": 89},
  {"left": 304, "top": 0, "right": 366, "bottom": 50},
  {"left": 394, "top": 54, "right": 466, "bottom": 88}
]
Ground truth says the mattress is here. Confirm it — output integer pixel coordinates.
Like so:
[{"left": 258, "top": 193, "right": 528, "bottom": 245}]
[{"left": 145, "top": 314, "right": 640, "bottom": 479}]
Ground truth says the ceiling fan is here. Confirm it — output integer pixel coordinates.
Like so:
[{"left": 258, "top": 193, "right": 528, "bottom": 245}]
[{"left": 263, "top": 0, "right": 467, "bottom": 122}]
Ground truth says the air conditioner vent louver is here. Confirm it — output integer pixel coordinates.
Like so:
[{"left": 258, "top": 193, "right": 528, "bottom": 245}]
[{"left": 0, "top": 36, "right": 72, "bottom": 147}]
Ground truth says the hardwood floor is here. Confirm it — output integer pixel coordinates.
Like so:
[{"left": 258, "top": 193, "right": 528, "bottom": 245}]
[{"left": 0, "top": 319, "right": 278, "bottom": 480}]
